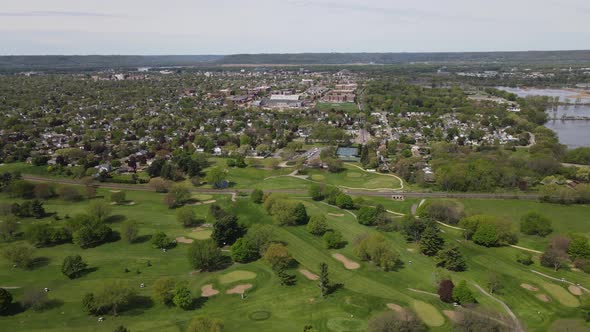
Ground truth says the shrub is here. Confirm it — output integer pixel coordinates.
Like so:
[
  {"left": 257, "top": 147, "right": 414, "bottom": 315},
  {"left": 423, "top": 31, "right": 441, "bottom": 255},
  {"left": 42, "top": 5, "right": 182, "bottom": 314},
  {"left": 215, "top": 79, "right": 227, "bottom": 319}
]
[
  {"left": 335, "top": 194, "right": 354, "bottom": 209},
  {"left": 250, "top": 189, "right": 264, "bottom": 204},
  {"left": 520, "top": 212, "right": 552, "bottom": 237},
  {"left": 516, "top": 252, "right": 534, "bottom": 265},
  {"left": 230, "top": 238, "right": 259, "bottom": 263},
  {"left": 0, "top": 288, "right": 13, "bottom": 313},
  {"left": 323, "top": 230, "right": 345, "bottom": 249},
  {"left": 453, "top": 280, "right": 476, "bottom": 304},
  {"left": 176, "top": 206, "right": 197, "bottom": 227},
  {"left": 61, "top": 255, "right": 88, "bottom": 279},
  {"left": 418, "top": 200, "right": 464, "bottom": 224},
  {"left": 263, "top": 243, "right": 292, "bottom": 270},
  {"left": 187, "top": 239, "right": 222, "bottom": 271},
  {"left": 354, "top": 233, "right": 400, "bottom": 271},
  {"left": 151, "top": 232, "right": 173, "bottom": 249},
  {"left": 307, "top": 215, "right": 329, "bottom": 235}
]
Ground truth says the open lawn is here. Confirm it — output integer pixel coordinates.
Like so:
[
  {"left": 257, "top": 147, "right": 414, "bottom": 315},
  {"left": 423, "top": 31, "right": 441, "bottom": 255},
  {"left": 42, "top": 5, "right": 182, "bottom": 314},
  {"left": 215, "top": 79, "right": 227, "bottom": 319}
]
[
  {"left": 315, "top": 102, "right": 359, "bottom": 112},
  {"left": 305, "top": 164, "right": 403, "bottom": 191},
  {"left": 0, "top": 187, "right": 589, "bottom": 331}
]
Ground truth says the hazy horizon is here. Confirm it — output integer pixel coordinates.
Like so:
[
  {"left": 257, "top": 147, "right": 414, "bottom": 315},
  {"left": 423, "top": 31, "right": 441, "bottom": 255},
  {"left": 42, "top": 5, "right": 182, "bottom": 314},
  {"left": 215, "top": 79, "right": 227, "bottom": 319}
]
[{"left": 1, "top": 0, "right": 590, "bottom": 55}]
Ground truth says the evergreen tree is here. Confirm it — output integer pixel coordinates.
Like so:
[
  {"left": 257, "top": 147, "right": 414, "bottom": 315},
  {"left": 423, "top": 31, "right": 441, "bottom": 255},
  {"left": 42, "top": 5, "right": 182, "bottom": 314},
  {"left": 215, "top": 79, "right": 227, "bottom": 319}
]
[
  {"left": 30, "top": 199, "right": 45, "bottom": 218},
  {"left": 436, "top": 246, "right": 467, "bottom": 271},
  {"left": 212, "top": 214, "right": 244, "bottom": 247},
  {"left": 319, "top": 262, "right": 330, "bottom": 297},
  {"left": 293, "top": 203, "right": 309, "bottom": 225},
  {"left": 419, "top": 226, "right": 445, "bottom": 256},
  {"left": 277, "top": 267, "right": 297, "bottom": 286}
]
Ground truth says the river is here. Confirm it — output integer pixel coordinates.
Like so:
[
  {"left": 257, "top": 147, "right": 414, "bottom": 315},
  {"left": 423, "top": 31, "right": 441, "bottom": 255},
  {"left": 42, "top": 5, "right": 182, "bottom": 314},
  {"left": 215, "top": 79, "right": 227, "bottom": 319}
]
[{"left": 496, "top": 87, "right": 590, "bottom": 148}]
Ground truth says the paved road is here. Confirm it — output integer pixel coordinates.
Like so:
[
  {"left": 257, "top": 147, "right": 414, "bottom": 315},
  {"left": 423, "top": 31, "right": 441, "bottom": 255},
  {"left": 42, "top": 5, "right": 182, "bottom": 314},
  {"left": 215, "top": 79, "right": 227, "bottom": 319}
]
[{"left": 21, "top": 175, "right": 541, "bottom": 200}]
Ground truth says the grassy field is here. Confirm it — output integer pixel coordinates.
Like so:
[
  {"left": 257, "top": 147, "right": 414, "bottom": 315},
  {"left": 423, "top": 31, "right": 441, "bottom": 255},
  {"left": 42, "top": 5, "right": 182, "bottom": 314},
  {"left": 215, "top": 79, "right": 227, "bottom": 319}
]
[
  {"left": 315, "top": 102, "right": 359, "bottom": 113},
  {"left": 0, "top": 187, "right": 589, "bottom": 331}
]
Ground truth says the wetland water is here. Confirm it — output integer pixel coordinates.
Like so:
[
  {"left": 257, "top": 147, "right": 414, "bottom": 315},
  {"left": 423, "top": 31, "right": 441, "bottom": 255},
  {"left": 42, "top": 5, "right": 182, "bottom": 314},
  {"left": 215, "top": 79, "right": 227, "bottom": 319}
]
[{"left": 497, "top": 87, "right": 590, "bottom": 148}]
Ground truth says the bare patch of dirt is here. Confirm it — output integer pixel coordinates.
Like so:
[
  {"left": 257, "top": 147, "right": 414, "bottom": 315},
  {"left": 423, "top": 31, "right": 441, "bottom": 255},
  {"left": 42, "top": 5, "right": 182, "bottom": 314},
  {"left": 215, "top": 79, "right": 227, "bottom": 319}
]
[
  {"left": 176, "top": 236, "right": 194, "bottom": 244},
  {"left": 226, "top": 284, "right": 253, "bottom": 295},
  {"left": 521, "top": 283, "right": 539, "bottom": 292},
  {"left": 332, "top": 253, "right": 360, "bottom": 270},
  {"left": 201, "top": 284, "right": 219, "bottom": 297},
  {"left": 536, "top": 294, "right": 551, "bottom": 302},
  {"left": 568, "top": 285, "right": 583, "bottom": 296},
  {"left": 443, "top": 310, "right": 464, "bottom": 323},
  {"left": 299, "top": 269, "right": 319, "bottom": 280}
]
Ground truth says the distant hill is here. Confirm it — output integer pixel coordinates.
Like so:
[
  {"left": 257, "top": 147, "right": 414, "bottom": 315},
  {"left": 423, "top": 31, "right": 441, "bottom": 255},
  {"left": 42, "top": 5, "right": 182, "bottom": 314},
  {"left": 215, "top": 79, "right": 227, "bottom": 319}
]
[
  {"left": 215, "top": 51, "right": 590, "bottom": 65},
  {"left": 0, "top": 55, "right": 223, "bottom": 72},
  {"left": 1, "top": 51, "right": 590, "bottom": 72}
]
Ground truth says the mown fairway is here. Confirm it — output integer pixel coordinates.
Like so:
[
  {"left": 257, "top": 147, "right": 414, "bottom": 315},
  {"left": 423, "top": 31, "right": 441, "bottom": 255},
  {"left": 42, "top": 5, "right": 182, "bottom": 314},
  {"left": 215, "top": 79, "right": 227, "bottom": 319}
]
[{"left": 0, "top": 181, "right": 589, "bottom": 331}]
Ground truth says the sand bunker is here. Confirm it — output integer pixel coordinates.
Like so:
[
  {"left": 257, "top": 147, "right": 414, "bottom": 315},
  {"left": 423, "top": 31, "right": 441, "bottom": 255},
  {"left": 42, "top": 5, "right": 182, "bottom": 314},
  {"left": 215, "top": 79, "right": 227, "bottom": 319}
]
[
  {"left": 299, "top": 269, "right": 319, "bottom": 280},
  {"left": 201, "top": 284, "right": 219, "bottom": 297},
  {"left": 332, "top": 253, "right": 360, "bottom": 270},
  {"left": 386, "top": 303, "right": 412, "bottom": 321},
  {"left": 386, "top": 303, "right": 404, "bottom": 313},
  {"left": 536, "top": 294, "right": 551, "bottom": 302},
  {"left": 443, "top": 310, "right": 464, "bottom": 323},
  {"left": 521, "top": 283, "right": 539, "bottom": 291},
  {"left": 328, "top": 213, "right": 345, "bottom": 217},
  {"left": 226, "top": 284, "right": 253, "bottom": 295},
  {"left": 568, "top": 285, "right": 583, "bottom": 296},
  {"left": 176, "top": 236, "right": 194, "bottom": 244}
]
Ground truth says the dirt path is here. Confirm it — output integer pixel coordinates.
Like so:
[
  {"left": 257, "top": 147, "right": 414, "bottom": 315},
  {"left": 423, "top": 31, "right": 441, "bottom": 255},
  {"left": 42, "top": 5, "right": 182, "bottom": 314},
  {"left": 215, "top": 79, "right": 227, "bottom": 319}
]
[
  {"left": 407, "top": 288, "right": 439, "bottom": 298},
  {"left": 510, "top": 245, "right": 542, "bottom": 254},
  {"left": 410, "top": 199, "right": 425, "bottom": 215},
  {"left": 473, "top": 283, "right": 523, "bottom": 332}
]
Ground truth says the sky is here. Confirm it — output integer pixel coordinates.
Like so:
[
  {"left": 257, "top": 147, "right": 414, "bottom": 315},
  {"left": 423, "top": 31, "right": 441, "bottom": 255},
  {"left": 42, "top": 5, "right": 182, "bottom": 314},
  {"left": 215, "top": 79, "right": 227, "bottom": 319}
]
[{"left": 1, "top": 0, "right": 590, "bottom": 55}]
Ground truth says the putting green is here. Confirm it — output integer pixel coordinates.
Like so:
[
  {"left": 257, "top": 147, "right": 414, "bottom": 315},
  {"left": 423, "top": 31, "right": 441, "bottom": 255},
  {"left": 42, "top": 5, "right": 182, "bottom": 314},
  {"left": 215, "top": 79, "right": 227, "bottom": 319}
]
[
  {"left": 189, "top": 229, "right": 212, "bottom": 240},
  {"left": 542, "top": 283, "right": 580, "bottom": 307},
  {"left": 346, "top": 172, "right": 362, "bottom": 178},
  {"left": 311, "top": 174, "right": 325, "bottom": 181},
  {"left": 192, "top": 194, "right": 214, "bottom": 201},
  {"left": 219, "top": 270, "right": 257, "bottom": 284},
  {"left": 412, "top": 300, "right": 445, "bottom": 327},
  {"left": 248, "top": 311, "right": 271, "bottom": 321},
  {"left": 326, "top": 317, "right": 367, "bottom": 332}
]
